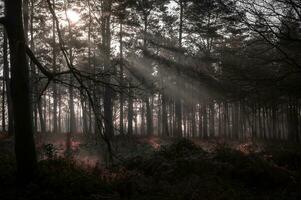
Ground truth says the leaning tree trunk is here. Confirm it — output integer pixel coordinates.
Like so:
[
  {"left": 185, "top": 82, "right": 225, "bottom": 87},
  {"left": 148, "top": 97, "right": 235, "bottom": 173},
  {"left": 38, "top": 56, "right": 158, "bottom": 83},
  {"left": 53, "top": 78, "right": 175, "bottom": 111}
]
[{"left": 3, "top": 0, "right": 37, "bottom": 180}]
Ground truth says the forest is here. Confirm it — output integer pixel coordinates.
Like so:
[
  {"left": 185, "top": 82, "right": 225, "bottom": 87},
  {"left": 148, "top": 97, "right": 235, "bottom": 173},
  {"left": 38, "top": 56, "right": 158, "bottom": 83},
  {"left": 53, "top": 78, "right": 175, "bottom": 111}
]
[{"left": 0, "top": 0, "right": 301, "bottom": 199}]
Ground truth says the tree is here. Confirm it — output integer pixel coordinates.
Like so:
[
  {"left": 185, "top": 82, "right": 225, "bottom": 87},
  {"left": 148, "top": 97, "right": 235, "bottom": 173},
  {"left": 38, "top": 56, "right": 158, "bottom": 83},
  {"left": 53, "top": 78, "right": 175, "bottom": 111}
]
[
  {"left": 1, "top": 0, "right": 37, "bottom": 181},
  {"left": 2, "top": 30, "right": 13, "bottom": 135},
  {"left": 101, "top": 0, "right": 114, "bottom": 139}
]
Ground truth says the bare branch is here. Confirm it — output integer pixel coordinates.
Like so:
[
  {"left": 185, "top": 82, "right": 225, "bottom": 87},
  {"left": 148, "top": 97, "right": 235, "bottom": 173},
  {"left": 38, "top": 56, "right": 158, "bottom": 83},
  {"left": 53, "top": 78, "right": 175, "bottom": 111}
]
[{"left": 25, "top": 46, "right": 71, "bottom": 79}]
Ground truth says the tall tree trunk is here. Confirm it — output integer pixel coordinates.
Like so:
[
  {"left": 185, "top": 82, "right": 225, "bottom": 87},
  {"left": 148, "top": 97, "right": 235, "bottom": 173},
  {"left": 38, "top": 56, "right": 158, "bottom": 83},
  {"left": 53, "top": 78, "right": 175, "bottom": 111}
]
[
  {"left": 69, "top": 52, "right": 76, "bottom": 134},
  {"left": 2, "top": 69, "right": 5, "bottom": 132},
  {"left": 162, "top": 94, "right": 169, "bottom": 137},
  {"left": 141, "top": 14, "right": 153, "bottom": 136},
  {"left": 87, "top": 0, "right": 92, "bottom": 137},
  {"left": 202, "top": 103, "right": 208, "bottom": 138},
  {"left": 4, "top": 0, "right": 37, "bottom": 180},
  {"left": 169, "top": 102, "right": 173, "bottom": 136},
  {"left": 66, "top": 47, "right": 76, "bottom": 156},
  {"left": 29, "top": 0, "right": 37, "bottom": 133},
  {"left": 52, "top": 0, "right": 58, "bottom": 133},
  {"left": 141, "top": 102, "right": 145, "bottom": 135},
  {"left": 81, "top": 92, "right": 88, "bottom": 135},
  {"left": 258, "top": 106, "right": 263, "bottom": 139},
  {"left": 58, "top": 87, "right": 61, "bottom": 133},
  {"left": 23, "top": 0, "right": 29, "bottom": 42},
  {"left": 102, "top": 0, "right": 114, "bottom": 139},
  {"left": 146, "top": 97, "right": 153, "bottom": 136},
  {"left": 209, "top": 101, "right": 215, "bottom": 138},
  {"left": 218, "top": 103, "right": 222, "bottom": 137},
  {"left": 191, "top": 105, "right": 196, "bottom": 137},
  {"left": 134, "top": 110, "right": 138, "bottom": 135},
  {"left": 3, "top": 32, "right": 13, "bottom": 135},
  {"left": 288, "top": 98, "right": 299, "bottom": 142},
  {"left": 174, "top": 0, "right": 184, "bottom": 137},
  {"left": 128, "top": 84, "right": 133, "bottom": 136},
  {"left": 198, "top": 105, "right": 203, "bottom": 138},
  {"left": 52, "top": 85, "right": 58, "bottom": 133},
  {"left": 158, "top": 94, "right": 162, "bottom": 136},
  {"left": 37, "top": 100, "right": 46, "bottom": 133},
  {"left": 119, "top": 22, "right": 124, "bottom": 135},
  {"left": 183, "top": 106, "right": 187, "bottom": 137},
  {"left": 233, "top": 102, "right": 239, "bottom": 139},
  {"left": 252, "top": 104, "right": 257, "bottom": 139}
]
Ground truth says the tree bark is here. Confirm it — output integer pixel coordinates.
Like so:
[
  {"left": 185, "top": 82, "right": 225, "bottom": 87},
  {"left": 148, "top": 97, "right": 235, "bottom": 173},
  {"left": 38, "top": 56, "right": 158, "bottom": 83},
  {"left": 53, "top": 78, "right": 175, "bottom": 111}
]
[
  {"left": 2, "top": 67, "right": 5, "bottom": 132},
  {"left": 102, "top": 0, "right": 114, "bottom": 139},
  {"left": 174, "top": 0, "right": 184, "bottom": 137},
  {"left": 141, "top": 102, "right": 145, "bottom": 135},
  {"left": 209, "top": 101, "right": 215, "bottom": 138},
  {"left": 162, "top": 94, "right": 169, "bottom": 136},
  {"left": 4, "top": 0, "right": 37, "bottom": 180},
  {"left": 146, "top": 97, "right": 153, "bottom": 136},
  {"left": 198, "top": 105, "right": 203, "bottom": 138},
  {"left": 3, "top": 32, "right": 13, "bottom": 135},
  {"left": 119, "top": 22, "right": 124, "bottom": 135},
  {"left": 128, "top": 84, "right": 133, "bottom": 136},
  {"left": 52, "top": 0, "right": 58, "bottom": 133},
  {"left": 68, "top": 49, "right": 76, "bottom": 134},
  {"left": 202, "top": 103, "right": 208, "bottom": 138}
]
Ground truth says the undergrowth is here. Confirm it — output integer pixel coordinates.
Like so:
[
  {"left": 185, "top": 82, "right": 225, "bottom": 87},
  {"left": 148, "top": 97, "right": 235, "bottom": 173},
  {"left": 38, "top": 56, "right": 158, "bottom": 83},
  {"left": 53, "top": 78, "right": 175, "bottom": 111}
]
[{"left": 0, "top": 138, "right": 300, "bottom": 200}]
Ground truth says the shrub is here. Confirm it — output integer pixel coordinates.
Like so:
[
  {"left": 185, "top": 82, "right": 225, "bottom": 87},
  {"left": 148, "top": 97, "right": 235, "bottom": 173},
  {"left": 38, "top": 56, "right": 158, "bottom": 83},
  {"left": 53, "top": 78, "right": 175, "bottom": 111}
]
[
  {"left": 157, "top": 138, "right": 207, "bottom": 160},
  {"left": 42, "top": 143, "right": 58, "bottom": 159}
]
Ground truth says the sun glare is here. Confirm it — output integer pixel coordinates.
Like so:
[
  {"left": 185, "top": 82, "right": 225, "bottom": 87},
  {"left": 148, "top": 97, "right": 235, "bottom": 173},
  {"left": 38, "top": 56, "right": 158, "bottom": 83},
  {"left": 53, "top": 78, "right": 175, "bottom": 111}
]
[{"left": 66, "top": 9, "right": 80, "bottom": 24}]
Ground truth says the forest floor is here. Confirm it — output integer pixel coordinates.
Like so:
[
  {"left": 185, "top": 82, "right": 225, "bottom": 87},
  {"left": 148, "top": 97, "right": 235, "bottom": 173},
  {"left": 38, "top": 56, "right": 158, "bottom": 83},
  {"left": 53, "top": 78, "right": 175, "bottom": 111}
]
[{"left": 0, "top": 135, "right": 301, "bottom": 200}]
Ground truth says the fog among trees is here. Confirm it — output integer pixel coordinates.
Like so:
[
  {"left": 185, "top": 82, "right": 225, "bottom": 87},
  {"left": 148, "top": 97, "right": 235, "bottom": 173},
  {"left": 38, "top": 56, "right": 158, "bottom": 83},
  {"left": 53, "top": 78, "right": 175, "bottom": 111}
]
[{"left": 0, "top": 0, "right": 301, "bottom": 199}]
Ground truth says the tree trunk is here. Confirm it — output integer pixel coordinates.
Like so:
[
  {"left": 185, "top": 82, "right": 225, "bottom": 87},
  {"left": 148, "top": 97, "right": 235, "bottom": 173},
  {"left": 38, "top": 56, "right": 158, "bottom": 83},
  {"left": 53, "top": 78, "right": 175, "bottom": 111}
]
[
  {"left": 69, "top": 50, "right": 76, "bottom": 134},
  {"left": 209, "top": 101, "right": 215, "bottom": 138},
  {"left": 190, "top": 105, "right": 196, "bottom": 137},
  {"left": 58, "top": 87, "right": 61, "bottom": 133},
  {"left": 288, "top": 98, "right": 299, "bottom": 142},
  {"left": 81, "top": 92, "right": 88, "bottom": 135},
  {"left": 2, "top": 68, "right": 6, "bottom": 132},
  {"left": 102, "top": 0, "right": 114, "bottom": 139},
  {"left": 174, "top": 0, "right": 184, "bottom": 137},
  {"left": 128, "top": 85, "right": 133, "bottom": 136},
  {"left": 158, "top": 94, "right": 162, "bottom": 136},
  {"left": 218, "top": 103, "right": 222, "bottom": 137},
  {"left": 233, "top": 102, "right": 239, "bottom": 139},
  {"left": 198, "top": 105, "right": 203, "bottom": 138},
  {"left": 146, "top": 97, "right": 153, "bottom": 136},
  {"left": 162, "top": 94, "right": 169, "bottom": 137},
  {"left": 3, "top": 32, "right": 13, "bottom": 135},
  {"left": 4, "top": 0, "right": 37, "bottom": 180},
  {"left": 202, "top": 103, "right": 208, "bottom": 138},
  {"left": 29, "top": 0, "right": 38, "bottom": 134},
  {"left": 141, "top": 102, "right": 145, "bottom": 135},
  {"left": 52, "top": 0, "right": 58, "bottom": 133},
  {"left": 119, "top": 22, "right": 124, "bottom": 135}
]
